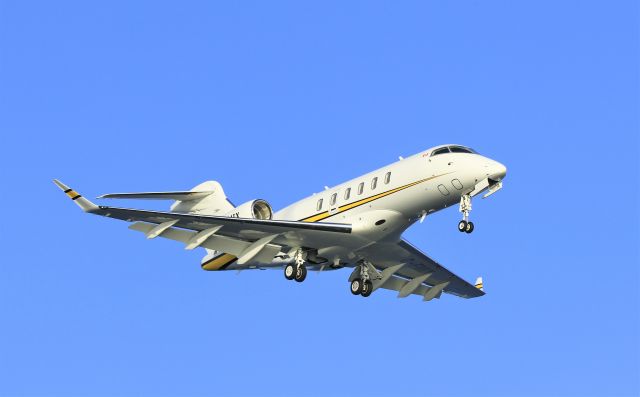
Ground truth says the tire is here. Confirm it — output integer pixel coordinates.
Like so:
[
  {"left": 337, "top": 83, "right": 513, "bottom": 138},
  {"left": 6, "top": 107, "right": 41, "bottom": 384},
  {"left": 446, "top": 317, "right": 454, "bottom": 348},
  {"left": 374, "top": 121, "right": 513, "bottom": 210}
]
[
  {"left": 361, "top": 280, "right": 373, "bottom": 297},
  {"left": 294, "top": 265, "right": 307, "bottom": 282},
  {"left": 458, "top": 220, "right": 467, "bottom": 232},
  {"left": 465, "top": 221, "right": 474, "bottom": 234},
  {"left": 284, "top": 264, "right": 295, "bottom": 280},
  {"left": 350, "top": 278, "right": 363, "bottom": 295}
]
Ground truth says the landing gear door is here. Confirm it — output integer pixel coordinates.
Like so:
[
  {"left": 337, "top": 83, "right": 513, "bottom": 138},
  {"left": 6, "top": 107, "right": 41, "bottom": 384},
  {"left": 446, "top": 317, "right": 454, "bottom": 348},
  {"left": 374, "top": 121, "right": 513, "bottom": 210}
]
[{"left": 470, "top": 178, "right": 503, "bottom": 199}]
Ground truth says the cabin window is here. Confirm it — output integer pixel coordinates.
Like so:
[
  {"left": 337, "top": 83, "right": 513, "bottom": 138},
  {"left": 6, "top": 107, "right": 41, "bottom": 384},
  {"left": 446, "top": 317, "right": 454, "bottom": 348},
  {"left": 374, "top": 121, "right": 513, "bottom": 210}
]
[
  {"left": 431, "top": 147, "right": 450, "bottom": 156},
  {"left": 384, "top": 172, "right": 391, "bottom": 184},
  {"left": 358, "top": 182, "right": 364, "bottom": 195},
  {"left": 316, "top": 198, "right": 323, "bottom": 211},
  {"left": 371, "top": 177, "right": 378, "bottom": 190},
  {"left": 344, "top": 187, "right": 351, "bottom": 201},
  {"left": 330, "top": 193, "right": 337, "bottom": 206}
]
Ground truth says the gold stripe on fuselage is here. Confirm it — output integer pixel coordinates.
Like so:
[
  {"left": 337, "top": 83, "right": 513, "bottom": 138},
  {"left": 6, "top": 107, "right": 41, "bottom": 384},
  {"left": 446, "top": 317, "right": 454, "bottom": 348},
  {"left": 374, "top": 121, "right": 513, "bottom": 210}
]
[
  {"left": 300, "top": 173, "right": 450, "bottom": 223},
  {"left": 202, "top": 172, "right": 451, "bottom": 270}
]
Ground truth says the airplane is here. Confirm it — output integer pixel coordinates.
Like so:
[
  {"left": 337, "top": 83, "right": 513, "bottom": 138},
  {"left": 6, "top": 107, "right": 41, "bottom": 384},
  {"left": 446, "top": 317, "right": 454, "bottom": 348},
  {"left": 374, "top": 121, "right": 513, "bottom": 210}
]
[{"left": 54, "top": 144, "right": 506, "bottom": 301}]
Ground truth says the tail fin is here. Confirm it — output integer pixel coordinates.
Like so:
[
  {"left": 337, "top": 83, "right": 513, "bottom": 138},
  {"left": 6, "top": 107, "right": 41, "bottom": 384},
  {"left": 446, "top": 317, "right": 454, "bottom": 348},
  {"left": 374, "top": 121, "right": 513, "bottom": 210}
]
[
  {"left": 53, "top": 179, "right": 98, "bottom": 212},
  {"left": 98, "top": 180, "right": 235, "bottom": 215}
]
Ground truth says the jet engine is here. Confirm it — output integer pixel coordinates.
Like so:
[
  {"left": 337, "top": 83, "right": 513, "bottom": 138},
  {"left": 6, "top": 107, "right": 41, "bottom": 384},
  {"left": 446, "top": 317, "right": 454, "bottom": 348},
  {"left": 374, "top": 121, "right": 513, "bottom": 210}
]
[{"left": 225, "top": 199, "right": 273, "bottom": 220}]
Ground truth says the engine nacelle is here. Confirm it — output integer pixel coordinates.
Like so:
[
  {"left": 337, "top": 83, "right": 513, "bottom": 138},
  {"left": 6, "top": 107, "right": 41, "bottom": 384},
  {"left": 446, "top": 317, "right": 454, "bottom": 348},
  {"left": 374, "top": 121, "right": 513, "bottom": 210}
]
[{"left": 224, "top": 199, "right": 273, "bottom": 220}]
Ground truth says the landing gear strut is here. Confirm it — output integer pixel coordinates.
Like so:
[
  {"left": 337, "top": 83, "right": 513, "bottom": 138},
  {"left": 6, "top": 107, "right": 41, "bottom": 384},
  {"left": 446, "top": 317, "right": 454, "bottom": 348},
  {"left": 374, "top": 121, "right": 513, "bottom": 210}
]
[
  {"left": 458, "top": 193, "right": 474, "bottom": 234},
  {"left": 284, "top": 249, "right": 307, "bottom": 282},
  {"left": 350, "top": 263, "right": 373, "bottom": 297}
]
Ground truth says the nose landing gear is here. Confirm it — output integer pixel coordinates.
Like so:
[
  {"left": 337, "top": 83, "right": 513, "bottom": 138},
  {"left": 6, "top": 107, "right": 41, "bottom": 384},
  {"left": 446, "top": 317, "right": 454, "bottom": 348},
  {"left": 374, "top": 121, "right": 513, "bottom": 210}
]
[
  {"left": 458, "top": 220, "right": 474, "bottom": 233},
  {"left": 458, "top": 193, "right": 474, "bottom": 234}
]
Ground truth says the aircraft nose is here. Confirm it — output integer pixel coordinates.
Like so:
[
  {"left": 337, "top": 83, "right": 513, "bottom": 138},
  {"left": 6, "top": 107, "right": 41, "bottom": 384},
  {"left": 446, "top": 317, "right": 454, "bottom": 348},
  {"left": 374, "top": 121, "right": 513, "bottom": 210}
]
[
  {"left": 489, "top": 161, "right": 507, "bottom": 180},
  {"left": 491, "top": 161, "right": 507, "bottom": 181}
]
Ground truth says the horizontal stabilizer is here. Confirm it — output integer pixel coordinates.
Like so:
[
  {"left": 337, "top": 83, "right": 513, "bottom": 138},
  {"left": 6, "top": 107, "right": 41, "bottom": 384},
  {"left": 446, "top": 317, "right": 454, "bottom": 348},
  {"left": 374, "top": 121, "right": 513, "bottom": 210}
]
[
  {"left": 97, "top": 181, "right": 235, "bottom": 215},
  {"left": 98, "top": 191, "right": 213, "bottom": 201}
]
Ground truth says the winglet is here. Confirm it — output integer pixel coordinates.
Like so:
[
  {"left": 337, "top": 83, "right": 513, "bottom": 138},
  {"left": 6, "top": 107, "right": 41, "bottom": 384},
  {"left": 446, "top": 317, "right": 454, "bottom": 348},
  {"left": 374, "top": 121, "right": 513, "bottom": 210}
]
[
  {"left": 53, "top": 179, "right": 98, "bottom": 212},
  {"left": 475, "top": 277, "right": 484, "bottom": 292}
]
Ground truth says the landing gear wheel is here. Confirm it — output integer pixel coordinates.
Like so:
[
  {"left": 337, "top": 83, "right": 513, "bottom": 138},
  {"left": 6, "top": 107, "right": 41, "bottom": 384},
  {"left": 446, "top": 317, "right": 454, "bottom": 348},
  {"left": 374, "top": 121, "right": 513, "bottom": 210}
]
[
  {"left": 458, "top": 220, "right": 468, "bottom": 232},
  {"left": 361, "top": 280, "right": 373, "bottom": 297},
  {"left": 294, "top": 265, "right": 307, "bottom": 282},
  {"left": 350, "top": 278, "right": 363, "bottom": 295},
  {"left": 465, "top": 221, "right": 475, "bottom": 234},
  {"left": 284, "top": 264, "right": 295, "bottom": 280}
]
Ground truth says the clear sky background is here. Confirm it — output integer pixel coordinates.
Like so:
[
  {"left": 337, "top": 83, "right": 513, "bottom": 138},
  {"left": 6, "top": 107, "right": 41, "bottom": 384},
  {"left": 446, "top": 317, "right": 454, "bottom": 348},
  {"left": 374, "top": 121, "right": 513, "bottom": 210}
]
[{"left": 1, "top": 1, "right": 638, "bottom": 396}]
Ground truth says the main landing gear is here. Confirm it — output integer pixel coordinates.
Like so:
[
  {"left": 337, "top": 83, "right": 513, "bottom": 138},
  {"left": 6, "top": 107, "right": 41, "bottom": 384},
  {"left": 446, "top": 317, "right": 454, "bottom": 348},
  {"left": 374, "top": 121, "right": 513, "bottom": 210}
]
[
  {"left": 350, "top": 263, "right": 373, "bottom": 297},
  {"left": 458, "top": 193, "right": 475, "bottom": 234},
  {"left": 284, "top": 249, "right": 307, "bottom": 282}
]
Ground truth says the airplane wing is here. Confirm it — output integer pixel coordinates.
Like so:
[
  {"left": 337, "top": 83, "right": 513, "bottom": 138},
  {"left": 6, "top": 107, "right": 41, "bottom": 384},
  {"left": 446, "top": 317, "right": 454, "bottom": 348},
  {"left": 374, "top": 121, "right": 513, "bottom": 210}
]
[
  {"left": 89, "top": 206, "right": 351, "bottom": 236},
  {"left": 53, "top": 180, "right": 352, "bottom": 260},
  {"left": 355, "top": 239, "right": 484, "bottom": 300}
]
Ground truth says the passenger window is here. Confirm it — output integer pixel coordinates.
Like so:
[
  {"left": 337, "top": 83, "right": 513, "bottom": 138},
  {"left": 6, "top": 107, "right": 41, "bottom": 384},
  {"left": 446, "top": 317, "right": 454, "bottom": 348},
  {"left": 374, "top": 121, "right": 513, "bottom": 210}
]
[
  {"left": 384, "top": 172, "right": 391, "bottom": 184},
  {"left": 344, "top": 187, "right": 351, "bottom": 201},
  {"left": 316, "top": 198, "right": 323, "bottom": 211},
  {"left": 431, "top": 147, "right": 450, "bottom": 156},
  {"left": 358, "top": 182, "right": 364, "bottom": 195},
  {"left": 371, "top": 177, "right": 378, "bottom": 190},
  {"left": 330, "top": 193, "right": 337, "bottom": 206}
]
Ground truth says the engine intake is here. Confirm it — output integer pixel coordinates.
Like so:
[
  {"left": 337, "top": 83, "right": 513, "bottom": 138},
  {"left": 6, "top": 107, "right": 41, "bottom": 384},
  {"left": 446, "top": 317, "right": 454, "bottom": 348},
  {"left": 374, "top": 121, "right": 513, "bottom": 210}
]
[{"left": 225, "top": 199, "right": 273, "bottom": 220}]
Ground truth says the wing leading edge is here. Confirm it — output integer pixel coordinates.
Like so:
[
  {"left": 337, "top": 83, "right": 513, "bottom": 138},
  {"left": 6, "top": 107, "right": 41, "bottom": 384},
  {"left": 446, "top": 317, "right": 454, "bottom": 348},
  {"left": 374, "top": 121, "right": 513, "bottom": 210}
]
[{"left": 53, "top": 179, "right": 351, "bottom": 244}]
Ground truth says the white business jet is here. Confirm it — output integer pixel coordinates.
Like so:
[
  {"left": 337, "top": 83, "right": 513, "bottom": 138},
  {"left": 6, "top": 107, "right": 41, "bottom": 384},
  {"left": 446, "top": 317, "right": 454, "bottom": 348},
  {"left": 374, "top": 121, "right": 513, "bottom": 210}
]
[{"left": 55, "top": 144, "right": 506, "bottom": 301}]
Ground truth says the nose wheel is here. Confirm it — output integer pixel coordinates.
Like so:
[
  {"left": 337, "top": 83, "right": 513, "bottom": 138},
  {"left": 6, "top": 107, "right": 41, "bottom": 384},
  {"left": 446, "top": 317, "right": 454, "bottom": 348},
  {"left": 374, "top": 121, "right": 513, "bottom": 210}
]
[
  {"left": 458, "top": 220, "right": 474, "bottom": 234},
  {"left": 458, "top": 193, "right": 475, "bottom": 234}
]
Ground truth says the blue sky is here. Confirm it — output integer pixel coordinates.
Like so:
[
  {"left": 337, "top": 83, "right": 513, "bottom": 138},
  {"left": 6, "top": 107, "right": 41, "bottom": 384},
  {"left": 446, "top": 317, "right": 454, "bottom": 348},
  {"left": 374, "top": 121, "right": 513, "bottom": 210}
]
[{"left": 1, "top": 1, "right": 638, "bottom": 396}]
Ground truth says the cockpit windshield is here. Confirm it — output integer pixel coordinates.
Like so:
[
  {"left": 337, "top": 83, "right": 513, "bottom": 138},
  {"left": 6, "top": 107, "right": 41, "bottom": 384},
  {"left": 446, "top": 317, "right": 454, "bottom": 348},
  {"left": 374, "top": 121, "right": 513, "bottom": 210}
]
[{"left": 431, "top": 145, "right": 477, "bottom": 156}]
